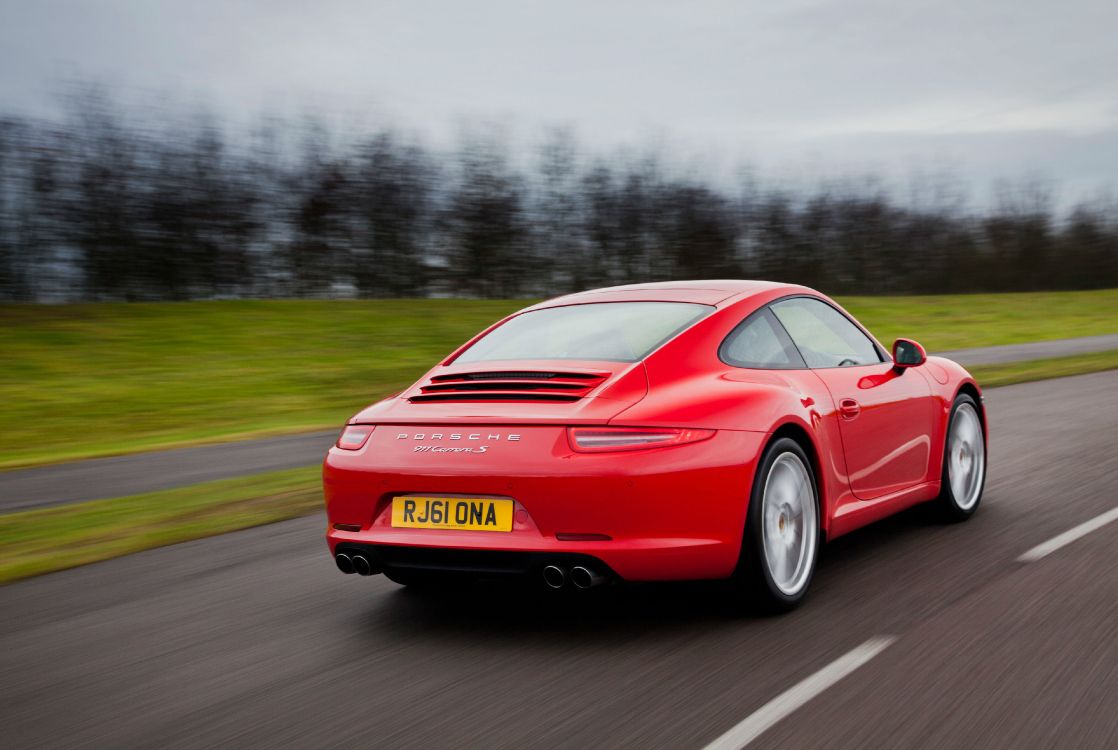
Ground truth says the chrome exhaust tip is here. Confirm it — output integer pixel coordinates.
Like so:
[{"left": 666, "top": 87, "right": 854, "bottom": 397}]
[
  {"left": 570, "top": 566, "right": 603, "bottom": 589},
  {"left": 335, "top": 553, "right": 355, "bottom": 574},
  {"left": 542, "top": 565, "right": 566, "bottom": 589},
  {"left": 352, "top": 554, "right": 375, "bottom": 576}
]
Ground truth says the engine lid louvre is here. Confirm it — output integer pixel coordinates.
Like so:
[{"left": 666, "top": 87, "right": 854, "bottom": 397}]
[{"left": 409, "top": 370, "right": 608, "bottom": 403}]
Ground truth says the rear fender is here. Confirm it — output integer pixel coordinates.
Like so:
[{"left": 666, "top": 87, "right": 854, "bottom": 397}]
[{"left": 611, "top": 368, "right": 847, "bottom": 540}]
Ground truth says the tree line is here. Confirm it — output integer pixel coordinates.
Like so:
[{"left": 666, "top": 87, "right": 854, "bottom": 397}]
[{"left": 2, "top": 93, "right": 1116, "bottom": 302}]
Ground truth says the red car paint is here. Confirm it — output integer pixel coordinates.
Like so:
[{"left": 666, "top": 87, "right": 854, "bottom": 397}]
[{"left": 323, "top": 280, "right": 984, "bottom": 582}]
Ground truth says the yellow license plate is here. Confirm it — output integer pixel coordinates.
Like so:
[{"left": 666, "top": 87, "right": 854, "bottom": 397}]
[{"left": 391, "top": 497, "right": 513, "bottom": 532}]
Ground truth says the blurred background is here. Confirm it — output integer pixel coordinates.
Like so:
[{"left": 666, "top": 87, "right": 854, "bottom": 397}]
[
  {"left": 2, "top": 2, "right": 1118, "bottom": 302},
  {"left": 2, "top": 2, "right": 1118, "bottom": 749}
]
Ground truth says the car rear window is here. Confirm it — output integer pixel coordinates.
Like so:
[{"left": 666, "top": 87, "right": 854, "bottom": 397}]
[{"left": 455, "top": 302, "right": 713, "bottom": 363}]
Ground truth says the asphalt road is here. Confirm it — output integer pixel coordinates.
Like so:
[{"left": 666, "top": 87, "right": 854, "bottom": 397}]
[
  {"left": 0, "top": 431, "right": 337, "bottom": 513},
  {"left": 937, "top": 332, "right": 1118, "bottom": 365},
  {"left": 3, "top": 334, "right": 1117, "bottom": 514},
  {"left": 2, "top": 370, "right": 1117, "bottom": 749}
]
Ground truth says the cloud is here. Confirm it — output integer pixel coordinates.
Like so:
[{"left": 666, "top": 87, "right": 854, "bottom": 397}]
[{"left": 0, "top": 0, "right": 1115, "bottom": 197}]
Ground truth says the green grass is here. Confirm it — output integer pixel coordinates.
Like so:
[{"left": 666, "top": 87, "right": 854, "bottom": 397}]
[
  {"left": 2, "top": 289, "right": 1117, "bottom": 469},
  {"left": 0, "top": 467, "right": 321, "bottom": 584},
  {"left": 969, "top": 349, "right": 1118, "bottom": 388},
  {"left": 838, "top": 289, "right": 1118, "bottom": 351},
  {"left": 0, "top": 299, "right": 523, "bottom": 469}
]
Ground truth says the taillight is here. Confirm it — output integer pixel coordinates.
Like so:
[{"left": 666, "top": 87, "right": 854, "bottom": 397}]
[
  {"left": 567, "top": 426, "right": 715, "bottom": 453},
  {"left": 336, "top": 425, "right": 373, "bottom": 450}
]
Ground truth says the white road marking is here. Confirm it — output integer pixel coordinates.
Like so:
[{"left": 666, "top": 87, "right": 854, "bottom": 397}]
[
  {"left": 1017, "top": 506, "right": 1118, "bottom": 563},
  {"left": 702, "top": 635, "right": 897, "bottom": 750}
]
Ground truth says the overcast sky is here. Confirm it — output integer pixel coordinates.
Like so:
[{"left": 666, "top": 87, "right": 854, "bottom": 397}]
[{"left": 2, "top": 0, "right": 1116, "bottom": 202}]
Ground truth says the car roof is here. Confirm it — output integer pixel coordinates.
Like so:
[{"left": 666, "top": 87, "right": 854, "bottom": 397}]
[{"left": 525, "top": 280, "right": 808, "bottom": 309}]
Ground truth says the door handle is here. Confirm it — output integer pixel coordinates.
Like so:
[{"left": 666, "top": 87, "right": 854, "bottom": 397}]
[{"left": 839, "top": 398, "right": 861, "bottom": 419}]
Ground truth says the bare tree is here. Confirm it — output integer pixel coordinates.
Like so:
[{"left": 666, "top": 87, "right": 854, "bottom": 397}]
[
  {"left": 444, "top": 130, "right": 526, "bottom": 297},
  {"left": 352, "top": 131, "right": 434, "bottom": 297},
  {"left": 0, "top": 89, "right": 1115, "bottom": 301}
]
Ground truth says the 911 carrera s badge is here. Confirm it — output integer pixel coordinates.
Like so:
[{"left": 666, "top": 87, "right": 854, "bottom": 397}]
[{"left": 412, "top": 444, "right": 488, "bottom": 454}]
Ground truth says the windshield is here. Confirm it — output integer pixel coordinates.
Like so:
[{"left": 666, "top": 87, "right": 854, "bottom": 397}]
[{"left": 455, "top": 302, "right": 713, "bottom": 363}]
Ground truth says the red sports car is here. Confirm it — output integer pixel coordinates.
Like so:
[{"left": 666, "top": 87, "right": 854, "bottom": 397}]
[{"left": 324, "top": 280, "right": 986, "bottom": 609}]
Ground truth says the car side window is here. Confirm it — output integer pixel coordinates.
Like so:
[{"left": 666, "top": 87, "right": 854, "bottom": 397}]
[
  {"left": 770, "top": 297, "right": 883, "bottom": 368},
  {"left": 720, "top": 309, "right": 807, "bottom": 369}
]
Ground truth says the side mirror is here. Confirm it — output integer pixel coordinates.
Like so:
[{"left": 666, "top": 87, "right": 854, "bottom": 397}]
[{"left": 892, "top": 338, "right": 926, "bottom": 369}]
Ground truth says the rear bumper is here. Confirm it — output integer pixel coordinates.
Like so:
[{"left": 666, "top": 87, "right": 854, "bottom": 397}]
[
  {"left": 334, "top": 543, "right": 618, "bottom": 582},
  {"left": 324, "top": 428, "right": 765, "bottom": 581}
]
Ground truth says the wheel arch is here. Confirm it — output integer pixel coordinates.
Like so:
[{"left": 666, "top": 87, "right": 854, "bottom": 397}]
[
  {"left": 956, "top": 380, "right": 981, "bottom": 408},
  {"left": 954, "top": 379, "right": 988, "bottom": 437},
  {"left": 766, "top": 420, "right": 830, "bottom": 543},
  {"left": 926, "top": 378, "right": 987, "bottom": 482}
]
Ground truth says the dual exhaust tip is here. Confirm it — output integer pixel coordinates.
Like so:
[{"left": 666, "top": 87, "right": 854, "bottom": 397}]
[
  {"left": 543, "top": 564, "right": 603, "bottom": 590},
  {"left": 337, "top": 553, "right": 601, "bottom": 588},
  {"left": 336, "top": 553, "right": 379, "bottom": 576}
]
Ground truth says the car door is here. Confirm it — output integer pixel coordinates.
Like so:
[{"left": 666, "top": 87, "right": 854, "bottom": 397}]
[{"left": 770, "top": 297, "right": 935, "bottom": 500}]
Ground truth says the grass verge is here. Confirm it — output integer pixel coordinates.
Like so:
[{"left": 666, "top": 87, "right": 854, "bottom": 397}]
[
  {"left": 2, "top": 289, "right": 1116, "bottom": 468},
  {"left": 969, "top": 349, "right": 1118, "bottom": 388},
  {"left": 0, "top": 467, "right": 321, "bottom": 584}
]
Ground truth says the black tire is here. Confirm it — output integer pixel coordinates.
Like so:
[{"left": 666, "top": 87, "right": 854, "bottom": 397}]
[
  {"left": 735, "top": 437, "right": 820, "bottom": 613},
  {"left": 935, "top": 393, "right": 986, "bottom": 522}
]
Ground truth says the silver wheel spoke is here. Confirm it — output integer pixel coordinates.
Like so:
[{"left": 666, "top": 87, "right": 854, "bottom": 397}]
[
  {"left": 761, "top": 452, "right": 817, "bottom": 596},
  {"left": 785, "top": 532, "right": 800, "bottom": 574},
  {"left": 947, "top": 403, "right": 985, "bottom": 510},
  {"left": 772, "top": 545, "right": 789, "bottom": 583}
]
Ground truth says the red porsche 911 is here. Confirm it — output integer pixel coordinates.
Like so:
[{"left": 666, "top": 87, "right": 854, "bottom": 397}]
[{"left": 324, "top": 280, "right": 986, "bottom": 609}]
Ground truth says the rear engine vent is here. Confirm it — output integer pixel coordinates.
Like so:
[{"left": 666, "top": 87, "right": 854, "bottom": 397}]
[
  {"left": 429, "top": 371, "right": 601, "bottom": 382},
  {"left": 410, "top": 370, "right": 608, "bottom": 403}
]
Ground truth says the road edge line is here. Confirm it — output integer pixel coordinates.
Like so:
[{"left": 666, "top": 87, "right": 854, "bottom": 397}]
[
  {"left": 1017, "top": 506, "right": 1118, "bottom": 563},
  {"left": 702, "top": 635, "right": 897, "bottom": 750}
]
